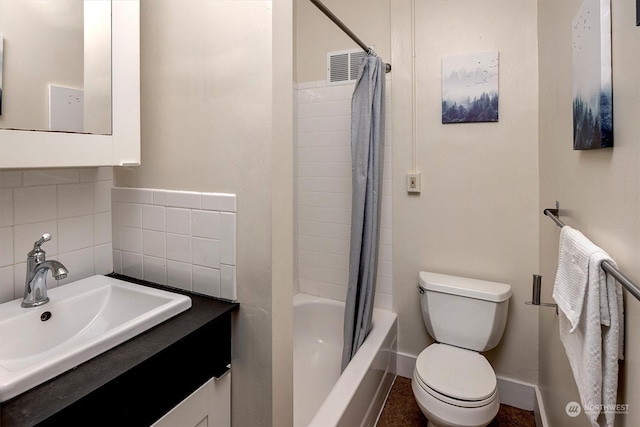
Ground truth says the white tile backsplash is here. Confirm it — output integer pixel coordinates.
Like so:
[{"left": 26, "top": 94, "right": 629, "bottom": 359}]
[
  {"left": 220, "top": 213, "right": 236, "bottom": 265},
  {"left": 121, "top": 251, "right": 143, "bottom": 280},
  {"left": 94, "top": 212, "right": 113, "bottom": 245},
  {"left": 58, "top": 183, "right": 94, "bottom": 218},
  {"left": 201, "top": 193, "right": 237, "bottom": 212},
  {"left": 13, "top": 186, "right": 58, "bottom": 225},
  {"left": 166, "top": 233, "right": 191, "bottom": 263},
  {"left": 0, "top": 266, "right": 14, "bottom": 302},
  {"left": 94, "top": 180, "right": 113, "bottom": 213},
  {"left": 120, "top": 226, "right": 143, "bottom": 254},
  {"left": 0, "top": 171, "right": 22, "bottom": 188},
  {"left": 220, "top": 264, "right": 237, "bottom": 301},
  {"left": 0, "top": 189, "right": 13, "bottom": 227},
  {"left": 112, "top": 187, "right": 237, "bottom": 301},
  {"left": 0, "top": 167, "right": 114, "bottom": 304},
  {"left": 58, "top": 215, "right": 95, "bottom": 253},
  {"left": 112, "top": 187, "right": 153, "bottom": 204},
  {"left": 193, "top": 265, "right": 221, "bottom": 296},
  {"left": 167, "top": 260, "right": 192, "bottom": 291},
  {"left": 192, "top": 237, "right": 220, "bottom": 268},
  {"left": 166, "top": 208, "right": 191, "bottom": 235},
  {"left": 94, "top": 243, "right": 113, "bottom": 275},
  {"left": 58, "top": 247, "right": 96, "bottom": 286},
  {"left": 192, "top": 210, "right": 220, "bottom": 239},
  {"left": 295, "top": 79, "right": 393, "bottom": 310},
  {"left": 23, "top": 169, "right": 80, "bottom": 186},
  {"left": 119, "top": 203, "right": 143, "bottom": 228},
  {"left": 143, "top": 204, "right": 166, "bottom": 231},
  {"left": 81, "top": 167, "right": 113, "bottom": 183},
  {"left": 0, "top": 227, "right": 13, "bottom": 267},
  {"left": 143, "top": 230, "right": 166, "bottom": 258},
  {"left": 143, "top": 255, "right": 167, "bottom": 285},
  {"left": 165, "top": 190, "right": 201, "bottom": 209}
]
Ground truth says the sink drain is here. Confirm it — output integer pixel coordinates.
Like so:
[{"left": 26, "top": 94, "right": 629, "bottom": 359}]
[{"left": 41, "top": 311, "right": 52, "bottom": 321}]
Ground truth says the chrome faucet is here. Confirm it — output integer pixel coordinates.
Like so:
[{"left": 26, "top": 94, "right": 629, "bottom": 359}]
[{"left": 21, "top": 234, "right": 69, "bottom": 308}]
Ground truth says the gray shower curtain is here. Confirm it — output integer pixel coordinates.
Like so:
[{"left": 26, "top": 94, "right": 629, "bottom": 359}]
[{"left": 341, "top": 55, "right": 386, "bottom": 371}]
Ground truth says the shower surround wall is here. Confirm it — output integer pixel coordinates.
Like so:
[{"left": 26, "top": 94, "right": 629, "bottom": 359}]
[
  {"left": 295, "top": 78, "right": 393, "bottom": 310},
  {"left": 0, "top": 167, "right": 114, "bottom": 304}
]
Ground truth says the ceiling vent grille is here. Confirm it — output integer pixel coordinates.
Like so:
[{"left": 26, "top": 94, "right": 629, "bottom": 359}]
[{"left": 327, "top": 49, "right": 367, "bottom": 86}]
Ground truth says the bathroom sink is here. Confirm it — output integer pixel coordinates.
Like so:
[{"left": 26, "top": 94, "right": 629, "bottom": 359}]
[{"left": 0, "top": 275, "right": 191, "bottom": 402}]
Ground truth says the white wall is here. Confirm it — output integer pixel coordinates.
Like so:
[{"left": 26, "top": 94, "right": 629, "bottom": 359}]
[
  {"left": 0, "top": 167, "right": 113, "bottom": 303},
  {"left": 390, "top": 0, "right": 540, "bottom": 384},
  {"left": 538, "top": 1, "right": 640, "bottom": 425},
  {"left": 295, "top": 0, "right": 391, "bottom": 83},
  {"left": 114, "top": 1, "right": 293, "bottom": 425}
]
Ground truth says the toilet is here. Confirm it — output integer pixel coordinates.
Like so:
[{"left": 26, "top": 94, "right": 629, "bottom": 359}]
[{"left": 412, "top": 271, "right": 512, "bottom": 427}]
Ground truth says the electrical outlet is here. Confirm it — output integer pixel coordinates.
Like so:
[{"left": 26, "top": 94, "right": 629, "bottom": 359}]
[{"left": 407, "top": 172, "right": 421, "bottom": 193}]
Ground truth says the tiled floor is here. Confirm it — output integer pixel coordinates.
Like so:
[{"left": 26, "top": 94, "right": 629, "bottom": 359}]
[{"left": 377, "top": 376, "right": 536, "bottom": 427}]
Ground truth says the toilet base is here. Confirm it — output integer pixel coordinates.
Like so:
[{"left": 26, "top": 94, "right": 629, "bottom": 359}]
[{"left": 412, "top": 376, "right": 499, "bottom": 427}]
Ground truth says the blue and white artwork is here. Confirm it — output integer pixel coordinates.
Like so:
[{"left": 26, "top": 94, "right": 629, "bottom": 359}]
[
  {"left": 572, "top": 0, "right": 613, "bottom": 149},
  {"left": 442, "top": 51, "right": 499, "bottom": 124}
]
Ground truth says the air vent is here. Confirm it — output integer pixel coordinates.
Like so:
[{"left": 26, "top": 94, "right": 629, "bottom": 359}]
[{"left": 327, "top": 49, "right": 368, "bottom": 86}]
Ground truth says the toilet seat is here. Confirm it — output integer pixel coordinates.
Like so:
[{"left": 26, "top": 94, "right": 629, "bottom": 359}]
[
  {"left": 415, "top": 373, "right": 497, "bottom": 408},
  {"left": 414, "top": 344, "right": 497, "bottom": 407},
  {"left": 412, "top": 375, "right": 499, "bottom": 427}
]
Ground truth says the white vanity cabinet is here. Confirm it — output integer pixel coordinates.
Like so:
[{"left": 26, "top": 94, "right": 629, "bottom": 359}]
[
  {"left": 153, "top": 373, "right": 231, "bottom": 427},
  {"left": 0, "top": 279, "right": 238, "bottom": 427}
]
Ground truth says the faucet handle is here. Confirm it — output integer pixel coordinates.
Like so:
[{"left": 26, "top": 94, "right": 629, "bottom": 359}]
[{"left": 31, "top": 233, "right": 51, "bottom": 254}]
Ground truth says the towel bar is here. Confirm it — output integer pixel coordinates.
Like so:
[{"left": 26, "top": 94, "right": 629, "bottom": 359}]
[{"left": 544, "top": 206, "right": 640, "bottom": 301}]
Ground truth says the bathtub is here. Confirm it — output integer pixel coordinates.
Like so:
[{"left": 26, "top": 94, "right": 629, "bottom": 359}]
[{"left": 294, "top": 293, "right": 398, "bottom": 427}]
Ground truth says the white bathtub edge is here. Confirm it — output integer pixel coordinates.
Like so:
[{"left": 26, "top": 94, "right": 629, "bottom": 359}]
[{"left": 298, "top": 293, "right": 398, "bottom": 427}]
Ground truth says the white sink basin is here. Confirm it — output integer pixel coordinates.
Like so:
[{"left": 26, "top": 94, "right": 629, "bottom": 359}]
[{"left": 0, "top": 275, "right": 191, "bottom": 402}]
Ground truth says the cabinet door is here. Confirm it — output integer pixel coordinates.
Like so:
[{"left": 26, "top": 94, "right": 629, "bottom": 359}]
[
  {"left": 152, "top": 373, "right": 231, "bottom": 427},
  {"left": 209, "top": 373, "right": 231, "bottom": 427}
]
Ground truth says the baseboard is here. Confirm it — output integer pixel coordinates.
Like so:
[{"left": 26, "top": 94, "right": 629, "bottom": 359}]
[
  {"left": 394, "top": 352, "right": 541, "bottom": 415},
  {"left": 494, "top": 376, "right": 535, "bottom": 411},
  {"left": 395, "top": 351, "right": 416, "bottom": 379}
]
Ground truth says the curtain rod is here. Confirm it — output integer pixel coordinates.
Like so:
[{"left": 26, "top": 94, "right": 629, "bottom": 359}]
[
  {"left": 309, "top": 0, "right": 392, "bottom": 73},
  {"left": 544, "top": 208, "right": 640, "bottom": 301}
]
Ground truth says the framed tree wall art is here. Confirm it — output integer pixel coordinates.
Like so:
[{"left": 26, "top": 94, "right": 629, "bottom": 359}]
[
  {"left": 441, "top": 51, "right": 499, "bottom": 124},
  {"left": 572, "top": 0, "right": 613, "bottom": 149}
]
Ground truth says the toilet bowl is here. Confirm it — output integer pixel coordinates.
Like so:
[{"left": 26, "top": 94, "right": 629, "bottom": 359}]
[
  {"left": 412, "top": 272, "right": 511, "bottom": 427},
  {"left": 412, "top": 344, "right": 499, "bottom": 427}
]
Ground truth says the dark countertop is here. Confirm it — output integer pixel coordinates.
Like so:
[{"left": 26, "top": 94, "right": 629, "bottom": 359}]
[{"left": 0, "top": 275, "right": 239, "bottom": 427}]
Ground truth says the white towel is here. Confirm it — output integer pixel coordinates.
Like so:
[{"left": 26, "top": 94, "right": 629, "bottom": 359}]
[{"left": 553, "top": 226, "right": 624, "bottom": 427}]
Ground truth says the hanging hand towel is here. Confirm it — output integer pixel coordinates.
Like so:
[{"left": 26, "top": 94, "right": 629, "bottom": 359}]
[
  {"left": 552, "top": 226, "right": 594, "bottom": 331},
  {"left": 553, "top": 226, "right": 624, "bottom": 427}
]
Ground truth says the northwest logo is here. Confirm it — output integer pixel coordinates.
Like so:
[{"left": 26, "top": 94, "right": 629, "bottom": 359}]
[{"left": 566, "top": 401, "right": 582, "bottom": 417}]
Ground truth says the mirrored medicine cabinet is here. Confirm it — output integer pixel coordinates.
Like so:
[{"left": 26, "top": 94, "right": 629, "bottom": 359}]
[{"left": 0, "top": 0, "right": 140, "bottom": 169}]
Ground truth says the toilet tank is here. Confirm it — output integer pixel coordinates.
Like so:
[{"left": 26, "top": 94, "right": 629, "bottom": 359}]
[{"left": 418, "top": 271, "right": 512, "bottom": 352}]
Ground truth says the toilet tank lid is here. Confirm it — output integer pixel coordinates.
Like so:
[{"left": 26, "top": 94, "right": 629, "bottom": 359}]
[{"left": 418, "top": 271, "right": 512, "bottom": 302}]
